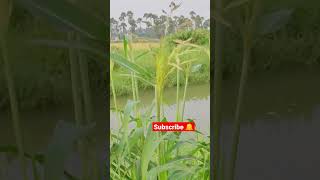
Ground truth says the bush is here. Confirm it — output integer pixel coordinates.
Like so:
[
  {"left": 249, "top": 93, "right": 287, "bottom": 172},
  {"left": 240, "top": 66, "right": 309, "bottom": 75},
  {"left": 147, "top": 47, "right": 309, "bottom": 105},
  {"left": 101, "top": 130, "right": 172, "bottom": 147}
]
[{"left": 165, "top": 29, "right": 210, "bottom": 47}]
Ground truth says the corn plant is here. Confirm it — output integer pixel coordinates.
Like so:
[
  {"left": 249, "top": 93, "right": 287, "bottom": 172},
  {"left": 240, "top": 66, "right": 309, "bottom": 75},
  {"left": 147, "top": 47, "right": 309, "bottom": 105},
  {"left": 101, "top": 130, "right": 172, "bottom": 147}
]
[{"left": 110, "top": 36, "right": 210, "bottom": 179}]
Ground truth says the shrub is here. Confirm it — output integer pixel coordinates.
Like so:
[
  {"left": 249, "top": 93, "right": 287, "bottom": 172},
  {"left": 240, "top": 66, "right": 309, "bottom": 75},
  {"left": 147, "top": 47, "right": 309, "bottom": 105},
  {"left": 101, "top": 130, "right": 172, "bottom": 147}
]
[{"left": 165, "top": 29, "right": 209, "bottom": 47}]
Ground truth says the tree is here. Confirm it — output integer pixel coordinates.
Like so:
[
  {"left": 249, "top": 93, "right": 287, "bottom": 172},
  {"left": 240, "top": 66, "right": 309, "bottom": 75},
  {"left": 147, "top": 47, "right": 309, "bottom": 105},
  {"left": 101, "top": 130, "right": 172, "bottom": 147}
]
[
  {"left": 137, "top": 18, "right": 143, "bottom": 30},
  {"left": 119, "top": 12, "right": 127, "bottom": 35},
  {"left": 203, "top": 19, "right": 210, "bottom": 30},
  {"left": 110, "top": 18, "right": 120, "bottom": 40},
  {"left": 194, "top": 15, "right": 204, "bottom": 29},
  {"left": 110, "top": 8, "right": 210, "bottom": 39},
  {"left": 190, "top": 11, "right": 196, "bottom": 29},
  {"left": 127, "top": 11, "right": 137, "bottom": 33}
]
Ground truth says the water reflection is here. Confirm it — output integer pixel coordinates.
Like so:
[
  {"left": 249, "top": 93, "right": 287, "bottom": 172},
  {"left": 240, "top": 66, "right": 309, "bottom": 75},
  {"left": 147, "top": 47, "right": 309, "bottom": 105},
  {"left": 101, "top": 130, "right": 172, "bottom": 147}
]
[
  {"left": 220, "top": 69, "right": 320, "bottom": 180},
  {"left": 110, "top": 84, "right": 210, "bottom": 134}
]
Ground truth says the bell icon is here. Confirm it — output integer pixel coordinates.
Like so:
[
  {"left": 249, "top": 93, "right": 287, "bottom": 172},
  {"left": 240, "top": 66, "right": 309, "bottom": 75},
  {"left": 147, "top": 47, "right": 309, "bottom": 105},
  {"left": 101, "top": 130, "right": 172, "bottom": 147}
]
[{"left": 185, "top": 123, "right": 193, "bottom": 131}]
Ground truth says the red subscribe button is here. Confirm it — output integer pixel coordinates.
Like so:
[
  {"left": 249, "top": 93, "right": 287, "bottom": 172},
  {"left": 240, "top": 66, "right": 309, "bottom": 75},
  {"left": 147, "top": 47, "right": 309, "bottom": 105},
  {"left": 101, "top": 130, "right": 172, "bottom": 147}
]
[{"left": 152, "top": 122, "right": 196, "bottom": 132}]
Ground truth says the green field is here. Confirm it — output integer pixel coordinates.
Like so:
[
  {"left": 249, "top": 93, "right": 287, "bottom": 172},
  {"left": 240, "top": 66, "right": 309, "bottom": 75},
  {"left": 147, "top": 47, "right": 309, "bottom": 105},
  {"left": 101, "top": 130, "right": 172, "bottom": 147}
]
[{"left": 110, "top": 41, "right": 210, "bottom": 96}]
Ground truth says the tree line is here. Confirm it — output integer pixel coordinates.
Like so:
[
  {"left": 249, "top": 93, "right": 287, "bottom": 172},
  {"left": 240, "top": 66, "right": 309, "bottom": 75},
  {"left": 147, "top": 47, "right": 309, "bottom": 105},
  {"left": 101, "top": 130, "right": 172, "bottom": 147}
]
[{"left": 110, "top": 9, "right": 210, "bottom": 40}]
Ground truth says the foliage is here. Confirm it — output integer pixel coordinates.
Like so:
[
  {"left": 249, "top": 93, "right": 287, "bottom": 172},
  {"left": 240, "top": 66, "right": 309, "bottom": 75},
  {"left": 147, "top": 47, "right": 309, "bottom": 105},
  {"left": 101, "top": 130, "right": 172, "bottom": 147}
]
[
  {"left": 165, "top": 29, "right": 210, "bottom": 47},
  {"left": 110, "top": 5, "right": 210, "bottom": 40},
  {"left": 110, "top": 33, "right": 210, "bottom": 179}
]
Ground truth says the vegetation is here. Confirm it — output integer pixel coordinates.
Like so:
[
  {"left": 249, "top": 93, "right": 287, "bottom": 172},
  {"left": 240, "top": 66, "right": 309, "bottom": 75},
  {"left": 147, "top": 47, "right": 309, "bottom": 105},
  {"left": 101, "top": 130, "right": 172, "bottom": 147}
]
[
  {"left": 110, "top": 29, "right": 210, "bottom": 96},
  {"left": 109, "top": 2, "right": 211, "bottom": 180},
  {"left": 212, "top": 1, "right": 320, "bottom": 180},
  {"left": 110, "top": 2, "right": 210, "bottom": 40},
  {"left": 1, "top": 4, "right": 320, "bottom": 110},
  {"left": 110, "top": 35, "right": 210, "bottom": 180}
]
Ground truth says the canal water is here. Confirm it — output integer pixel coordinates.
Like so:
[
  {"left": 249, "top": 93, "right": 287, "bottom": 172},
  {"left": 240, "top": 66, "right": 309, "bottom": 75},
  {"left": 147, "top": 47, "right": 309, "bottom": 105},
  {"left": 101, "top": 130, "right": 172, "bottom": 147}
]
[{"left": 110, "top": 83, "right": 210, "bottom": 134}]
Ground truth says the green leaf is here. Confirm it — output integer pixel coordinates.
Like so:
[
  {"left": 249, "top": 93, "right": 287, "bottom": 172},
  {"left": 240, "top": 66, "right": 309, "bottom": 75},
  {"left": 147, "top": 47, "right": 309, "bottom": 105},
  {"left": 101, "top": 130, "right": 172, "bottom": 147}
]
[
  {"left": 191, "top": 64, "right": 203, "bottom": 73},
  {"left": 140, "top": 125, "right": 170, "bottom": 180},
  {"left": 110, "top": 53, "right": 154, "bottom": 81},
  {"left": 15, "top": 0, "right": 106, "bottom": 40},
  {"left": 135, "top": 51, "right": 150, "bottom": 61},
  {"left": 256, "top": 9, "right": 293, "bottom": 35},
  {"left": 124, "top": 100, "right": 139, "bottom": 116},
  {"left": 147, "top": 156, "right": 194, "bottom": 180}
]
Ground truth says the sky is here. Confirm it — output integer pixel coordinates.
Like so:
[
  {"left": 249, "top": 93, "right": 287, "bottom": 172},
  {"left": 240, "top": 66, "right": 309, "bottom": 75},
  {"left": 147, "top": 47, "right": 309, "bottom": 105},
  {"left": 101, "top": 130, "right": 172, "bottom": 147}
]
[{"left": 111, "top": 0, "right": 210, "bottom": 19}]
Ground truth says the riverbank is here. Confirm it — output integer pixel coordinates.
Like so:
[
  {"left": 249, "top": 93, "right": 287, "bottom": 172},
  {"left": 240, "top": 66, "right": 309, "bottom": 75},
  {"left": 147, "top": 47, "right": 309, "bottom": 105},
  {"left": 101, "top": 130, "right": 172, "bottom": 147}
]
[{"left": 111, "top": 56, "right": 210, "bottom": 96}]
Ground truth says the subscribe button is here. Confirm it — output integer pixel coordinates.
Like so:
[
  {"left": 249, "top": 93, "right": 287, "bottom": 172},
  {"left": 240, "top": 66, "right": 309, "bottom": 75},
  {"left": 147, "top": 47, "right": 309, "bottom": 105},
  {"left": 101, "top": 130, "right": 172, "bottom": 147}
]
[{"left": 152, "top": 122, "right": 196, "bottom": 132}]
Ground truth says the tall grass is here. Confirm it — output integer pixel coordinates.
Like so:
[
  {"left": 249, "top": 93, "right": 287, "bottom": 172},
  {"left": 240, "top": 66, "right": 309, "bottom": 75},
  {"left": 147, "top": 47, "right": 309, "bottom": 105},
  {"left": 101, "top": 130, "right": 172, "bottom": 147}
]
[{"left": 110, "top": 36, "right": 210, "bottom": 179}]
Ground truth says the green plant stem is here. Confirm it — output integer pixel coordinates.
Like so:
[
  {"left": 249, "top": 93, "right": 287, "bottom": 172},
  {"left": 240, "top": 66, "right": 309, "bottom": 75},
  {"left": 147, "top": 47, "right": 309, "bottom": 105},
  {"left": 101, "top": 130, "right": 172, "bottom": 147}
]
[
  {"left": 134, "top": 75, "right": 140, "bottom": 117},
  {"left": 68, "top": 32, "right": 88, "bottom": 180},
  {"left": 229, "top": 35, "right": 251, "bottom": 180},
  {"left": 181, "top": 71, "right": 189, "bottom": 120},
  {"left": 110, "top": 63, "right": 120, "bottom": 121},
  {"left": 213, "top": 0, "right": 224, "bottom": 179},
  {"left": 129, "top": 36, "right": 140, "bottom": 119},
  {"left": 78, "top": 43, "right": 93, "bottom": 125},
  {"left": 155, "top": 80, "right": 167, "bottom": 180},
  {"left": 77, "top": 36, "right": 99, "bottom": 179},
  {"left": 1, "top": 39, "right": 28, "bottom": 180},
  {"left": 131, "top": 73, "right": 136, "bottom": 102},
  {"left": 175, "top": 60, "right": 181, "bottom": 122},
  {"left": 229, "top": 2, "right": 261, "bottom": 179}
]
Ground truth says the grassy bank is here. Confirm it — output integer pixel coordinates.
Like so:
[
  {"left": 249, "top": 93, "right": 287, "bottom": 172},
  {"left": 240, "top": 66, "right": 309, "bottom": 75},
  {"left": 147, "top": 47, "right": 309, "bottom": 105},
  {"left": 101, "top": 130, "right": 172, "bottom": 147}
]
[
  {"left": 110, "top": 34, "right": 211, "bottom": 179},
  {"left": 111, "top": 41, "right": 210, "bottom": 96}
]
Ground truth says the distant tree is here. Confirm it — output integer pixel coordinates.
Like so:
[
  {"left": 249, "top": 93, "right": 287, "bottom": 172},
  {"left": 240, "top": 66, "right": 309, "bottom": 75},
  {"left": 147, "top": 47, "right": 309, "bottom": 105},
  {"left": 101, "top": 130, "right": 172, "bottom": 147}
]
[
  {"left": 119, "top": 12, "right": 127, "bottom": 35},
  {"left": 190, "top": 11, "right": 196, "bottom": 29},
  {"left": 137, "top": 18, "right": 143, "bottom": 30},
  {"left": 203, "top": 19, "right": 210, "bottom": 30},
  {"left": 127, "top": 11, "right": 137, "bottom": 33},
  {"left": 110, "top": 17, "right": 120, "bottom": 40},
  {"left": 110, "top": 3, "right": 210, "bottom": 40},
  {"left": 194, "top": 15, "right": 204, "bottom": 29},
  {"left": 177, "top": 16, "right": 193, "bottom": 31}
]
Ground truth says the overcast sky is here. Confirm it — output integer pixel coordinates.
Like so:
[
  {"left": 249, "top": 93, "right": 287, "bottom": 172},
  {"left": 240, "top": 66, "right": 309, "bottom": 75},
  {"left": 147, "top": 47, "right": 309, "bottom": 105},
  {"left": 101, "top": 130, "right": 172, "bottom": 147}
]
[{"left": 111, "top": 0, "right": 210, "bottom": 19}]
